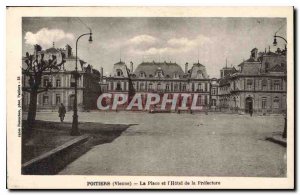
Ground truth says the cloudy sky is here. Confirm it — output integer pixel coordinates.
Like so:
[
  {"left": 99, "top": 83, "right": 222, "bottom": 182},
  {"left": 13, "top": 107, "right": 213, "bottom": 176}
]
[{"left": 22, "top": 17, "right": 286, "bottom": 78}]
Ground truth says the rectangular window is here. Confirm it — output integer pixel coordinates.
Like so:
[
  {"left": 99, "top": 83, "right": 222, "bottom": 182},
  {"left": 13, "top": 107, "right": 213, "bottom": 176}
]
[
  {"left": 274, "top": 80, "right": 280, "bottom": 90},
  {"left": 157, "top": 84, "right": 161, "bottom": 90},
  {"left": 56, "top": 79, "right": 61, "bottom": 87},
  {"left": 174, "top": 84, "right": 178, "bottom": 91},
  {"left": 43, "top": 95, "right": 49, "bottom": 105},
  {"left": 262, "top": 79, "right": 267, "bottom": 91},
  {"left": 182, "top": 85, "right": 186, "bottom": 91},
  {"left": 247, "top": 79, "right": 253, "bottom": 90},
  {"left": 56, "top": 94, "right": 61, "bottom": 105},
  {"left": 273, "top": 98, "right": 280, "bottom": 109},
  {"left": 198, "top": 84, "right": 203, "bottom": 92},
  {"left": 43, "top": 78, "right": 49, "bottom": 87},
  {"left": 262, "top": 98, "right": 267, "bottom": 109},
  {"left": 70, "top": 75, "right": 76, "bottom": 87},
  {"left": 133, "top": 83, "right": 136, "bottom": 90},
  {"left": 212, "top": 99, "right": 216, "bottom": 106},
  {"left": 166, "top": 84, "right": 170, "bottom": 91},
  {"left": 212, "top": 88, "right": 216, "bottom": 95},
  {"left": 140, "top": 83, "right": 145, "bottom": 91}
]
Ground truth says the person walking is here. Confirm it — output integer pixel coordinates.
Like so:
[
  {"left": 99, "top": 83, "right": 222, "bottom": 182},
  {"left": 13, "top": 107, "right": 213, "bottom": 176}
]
[{"left": 58, "top": 103, "right": 66, "bottom": 122}]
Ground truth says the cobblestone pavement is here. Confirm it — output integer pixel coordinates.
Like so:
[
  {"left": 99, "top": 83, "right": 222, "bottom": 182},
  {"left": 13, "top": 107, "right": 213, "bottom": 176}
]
[{"left": 24, "top": 111, "right": 286, "bottom": 177}]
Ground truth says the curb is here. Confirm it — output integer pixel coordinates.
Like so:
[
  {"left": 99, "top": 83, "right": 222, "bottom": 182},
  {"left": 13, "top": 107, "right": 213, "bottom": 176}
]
[
  {"left": 22, "top": 134, "right": 90, "bottom": 175},
  {"left": 266, "top": 136, "right": 287, "bottom": 147}
]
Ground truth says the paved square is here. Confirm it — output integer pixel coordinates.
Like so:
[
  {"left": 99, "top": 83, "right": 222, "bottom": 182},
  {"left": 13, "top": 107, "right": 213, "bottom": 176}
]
[{"left": 27, "top": 111, "right": 286, "bottom": 177}]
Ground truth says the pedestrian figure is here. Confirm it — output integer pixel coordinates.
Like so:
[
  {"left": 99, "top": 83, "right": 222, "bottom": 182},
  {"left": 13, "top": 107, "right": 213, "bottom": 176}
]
[{"left": 58, "top": 103, "right": 66, "bottom": 122}]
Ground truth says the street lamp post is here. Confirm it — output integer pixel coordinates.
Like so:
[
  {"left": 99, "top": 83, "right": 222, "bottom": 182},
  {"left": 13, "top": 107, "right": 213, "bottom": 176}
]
[
  {"left": 71, "top": 30, "right": 93, "bottom": 136},
  {"left": 273, "top": 33, "right": 287, "bottom": 139},
  {"left": 273, "top": 33, "right": 287, "bottom": 46}
]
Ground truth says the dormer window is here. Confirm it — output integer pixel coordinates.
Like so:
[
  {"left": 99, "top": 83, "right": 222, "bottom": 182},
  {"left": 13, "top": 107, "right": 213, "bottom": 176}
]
[
  {"left": 116, "top": 69, "right": 123, "bottom": 77},
  {"left": 196, "top": 70, "right": 203, "bottom": 79},
  {"left": 156, "top": 70, "right": 164, "bottom": 78},
  {"left": 139, "top": 72, "right": 146, "bottom": 78},
  {"left": 173, "top": 72, "right": 179, "bottom": 78}
]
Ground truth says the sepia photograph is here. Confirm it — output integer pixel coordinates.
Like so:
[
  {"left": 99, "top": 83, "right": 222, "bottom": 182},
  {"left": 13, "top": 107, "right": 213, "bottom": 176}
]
[{"left": 6, "top": 6, "right": 294, "bottom": 189}]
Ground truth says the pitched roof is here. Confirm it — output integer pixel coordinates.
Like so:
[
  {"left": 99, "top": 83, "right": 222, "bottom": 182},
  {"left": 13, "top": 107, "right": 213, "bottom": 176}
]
[
  {"left": 133, "top": 61, "right": 184, "bottom": 78},
  {"left": 45, "top": 47, "right": 59, "bottom": 53},
  {"left": 193, "top": 61, "right": 205, "bottom": 67},
  {"left": 114, "top": 60, "right": 126, "bottom": 65},
  {"left": 269, "top": 64, "right": 285, "bottom": 72}
]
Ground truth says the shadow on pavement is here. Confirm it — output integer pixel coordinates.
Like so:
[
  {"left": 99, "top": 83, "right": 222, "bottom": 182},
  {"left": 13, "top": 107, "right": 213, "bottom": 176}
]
[{"left": 21, "top": 120, "right": 134, "bottom": 175}]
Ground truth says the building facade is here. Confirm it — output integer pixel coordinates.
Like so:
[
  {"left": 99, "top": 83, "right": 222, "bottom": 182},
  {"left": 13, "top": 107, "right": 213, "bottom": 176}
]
[
  {"left": 218, "top": 47, "right": 287, "bottom": 114},
  {"left": 22, "top": 44, "right": 102, "bottom": 112},
  {"left": 210, "top": 78, "right": 219, "bottom": 110},
  {"left": 101, "top": 60, "right": 211, "bottom": 111}
]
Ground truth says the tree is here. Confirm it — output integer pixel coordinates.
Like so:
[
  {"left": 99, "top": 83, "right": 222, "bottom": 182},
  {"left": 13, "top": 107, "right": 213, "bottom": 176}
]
[{"left": 22, "top": 45, "right": 66, "bottom": 135}]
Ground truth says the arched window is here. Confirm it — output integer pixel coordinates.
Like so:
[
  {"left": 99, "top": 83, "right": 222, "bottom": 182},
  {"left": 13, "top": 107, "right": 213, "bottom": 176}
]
[
  {"left": 116, "top": 69, "right": 123, "bottom": 77},
  {"left": 156, "top": 69, "right": 164, "bottom": 78},
  {"left": 197, "top": 70, "right": 203, "bottom": 79}
]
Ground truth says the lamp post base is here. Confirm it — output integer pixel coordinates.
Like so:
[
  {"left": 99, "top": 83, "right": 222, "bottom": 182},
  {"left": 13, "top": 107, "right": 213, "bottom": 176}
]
[{"left": 71, "top": 114, "right": 80, "bottom": 136}]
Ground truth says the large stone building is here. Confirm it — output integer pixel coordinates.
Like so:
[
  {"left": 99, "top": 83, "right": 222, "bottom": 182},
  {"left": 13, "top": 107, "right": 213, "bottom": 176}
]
[
  {"left": 101, "top": 60, "right": 211, "bottom": 111},
  {"left": 22, "top": 44, "right": 102, "bottom": 111},
  {"left": 218, "top": 47, "right": 287, "bottom": 114}
]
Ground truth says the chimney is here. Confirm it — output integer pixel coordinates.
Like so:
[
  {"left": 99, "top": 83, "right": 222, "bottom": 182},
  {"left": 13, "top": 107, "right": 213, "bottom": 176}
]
[
  {"left": 185, "top": 62, "right": 188, "bottom": 73},
  {"left": 130, "top": 61, "right": 134, "bottom": 73},
  {"left": 65, "top": 44, "right": 72, "bottom": 58},
  {"left": 100, "top": 67, "right": 104, "bottom": 81},
  {"left": 250, "top": 48, "right": 258, "bottom": 61}
]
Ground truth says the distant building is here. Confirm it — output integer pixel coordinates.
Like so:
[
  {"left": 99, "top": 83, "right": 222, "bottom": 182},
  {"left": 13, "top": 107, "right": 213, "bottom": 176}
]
[
  {"left": 101, "top": 60, "right": 211, "bottom": 111},
  {"left": 22, "top": 44, "right": 102, "bottom": 111},
  {"left": 210, "top": 78, "right": 219, "bottom": 110},
  {"left": 218, "top": 47, "right": 287, "bottom": 114}
]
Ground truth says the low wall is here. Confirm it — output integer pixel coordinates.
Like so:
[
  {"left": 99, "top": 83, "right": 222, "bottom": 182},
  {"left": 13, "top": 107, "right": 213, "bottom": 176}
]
[{"left": 22, "top": 134, "right": 90, "bottom": 175}]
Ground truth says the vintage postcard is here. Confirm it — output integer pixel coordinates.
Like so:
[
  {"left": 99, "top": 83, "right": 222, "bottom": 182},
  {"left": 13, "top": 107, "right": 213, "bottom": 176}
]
[{"left": 6, "top": 6, "right": 294, "bottom": 189}]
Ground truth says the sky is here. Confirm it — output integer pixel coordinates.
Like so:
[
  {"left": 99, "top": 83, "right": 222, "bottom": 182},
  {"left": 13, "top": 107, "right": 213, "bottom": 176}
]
[{"left": 22, "top": 17, "right": 286, "bottom": 78}]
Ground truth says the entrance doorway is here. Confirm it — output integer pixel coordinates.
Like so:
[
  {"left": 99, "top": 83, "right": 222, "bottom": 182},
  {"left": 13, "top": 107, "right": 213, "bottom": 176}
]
[{"left": 245, "top": 97, "right": 253, "bottom": 113}]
